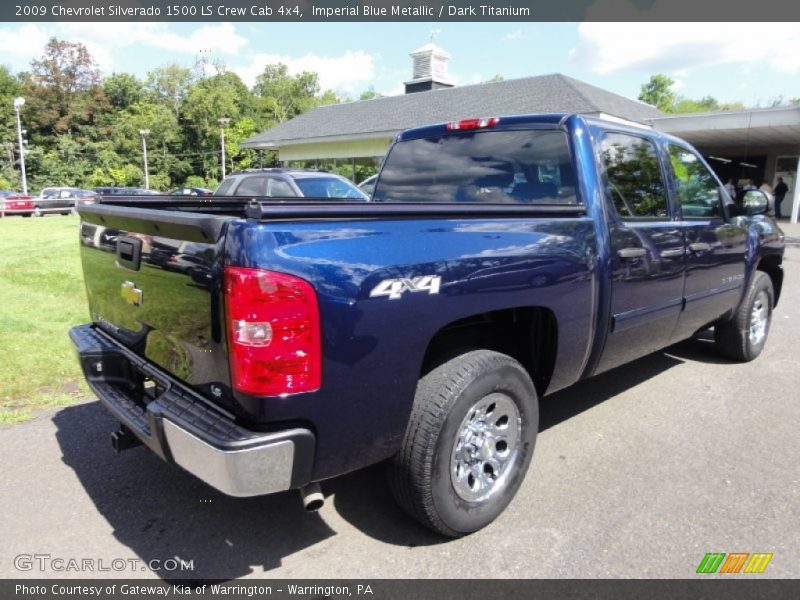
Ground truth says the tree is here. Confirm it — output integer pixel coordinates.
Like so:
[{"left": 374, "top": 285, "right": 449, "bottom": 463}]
[
  {"left": 145, "top": 64, "right": 195, "bottom": 118},
  {"left": 104, "top": 73, "right": 144, "bottom": 109},
  {"left": 359, "top": 86, "right": 383, "bottom": 101},
  {"left": 674, "top": 96, "right": 745, "bottom": 113},
  {"left": 0, "top": 52, "right": 338, "bottom": 190},
  {"left": 0, "top": 66, "right": 22, "bottom": 140},
  {"left": 182, "top": 71, "right": 253, "bottom": 179},
  {"left": 31, "top": 38, "right": 100, "bottom": 94},
  {"left": 638, "top": 74, "right": 676, "bottom": 112},
  {"left": 253, "top": 63, "right": 324, "bottom": 124},
  {"left": 639, "top": 74, "right": 750, "bottom": 114},
  {"left": 111, "top": 101, "right": 184, "bottom": 189},
  {"left": 25, "top": 38, "right": 107, "bottom": 137}
]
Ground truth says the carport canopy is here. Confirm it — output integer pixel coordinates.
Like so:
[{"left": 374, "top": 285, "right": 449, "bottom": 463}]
[{"left": 650, "top": 106, "right": 800, "bottom": 223}]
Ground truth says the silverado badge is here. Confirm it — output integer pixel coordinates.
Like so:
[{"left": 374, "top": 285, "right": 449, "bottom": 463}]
[{"left": 121, "top": 281, "right": 142, "bottom": 306}]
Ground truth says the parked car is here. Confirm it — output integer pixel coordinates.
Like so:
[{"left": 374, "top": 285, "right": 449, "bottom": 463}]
[
  {"left": 73, "top": 190, "right": 99, "bottom": 207},
  {"left": 94, "top": 187, "right": 160, "bottom": 196},
  {"left": 72, "top": 113, "right": 784, "bottom": 537},
  {"left": 213, "top": 168, "right": 368, "bottom": 200},
  {"left": 170, "top": 187, "right": 213, "bottom": 197},
  {"left": 1, "top": 195, "right": 35, "bottom": 216},
  {"left": 358, "top": 174, "right": 378, "bottom": 197},
  {"left": 34, "top": 187, "right": 83, "bottom": 216}
]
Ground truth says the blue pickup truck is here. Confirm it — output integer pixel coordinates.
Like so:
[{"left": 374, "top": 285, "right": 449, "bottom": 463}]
[{"left": 71, "top": 114, "right": 784, "bottom": 537}]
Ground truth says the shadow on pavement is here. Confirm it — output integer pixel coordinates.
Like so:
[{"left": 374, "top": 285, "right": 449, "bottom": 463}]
[
  {"left": 53, "top": 337, "right": 729, "bottom": 574},
  {"left": 53, "top": 403, "right": 336, "bottom": 581},
  {"left": 326, "top": 465, "right": 447, "bottom": 548},
  {"left": 540, "top": 335, "right": 732, "bottom": 431}
]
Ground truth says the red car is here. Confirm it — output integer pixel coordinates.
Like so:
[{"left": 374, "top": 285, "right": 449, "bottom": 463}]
[{"left": 1, "top": 195, "right": 35, "bottom": 216}]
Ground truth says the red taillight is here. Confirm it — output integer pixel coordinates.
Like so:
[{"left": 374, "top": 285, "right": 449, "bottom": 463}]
[
  {"left": 224, "top": 266, "right": 321, "bottom": 396},
  {"left": 446, "top": 117, "right": 500, "bottom": 131}
]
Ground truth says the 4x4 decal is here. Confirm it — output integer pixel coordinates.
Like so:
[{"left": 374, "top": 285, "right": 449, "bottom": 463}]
[{"left": 369, "top": 276, "right": 441, "bottom": 300}]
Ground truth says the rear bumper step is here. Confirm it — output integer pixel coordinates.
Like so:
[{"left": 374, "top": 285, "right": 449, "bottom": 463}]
[{"left": 70, "top": 324, "right": 315, "bottom": 497}]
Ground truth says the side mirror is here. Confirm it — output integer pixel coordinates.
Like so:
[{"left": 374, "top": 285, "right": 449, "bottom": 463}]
[{"left": 742, "top": 190, "right": 768, "bottom": 216}]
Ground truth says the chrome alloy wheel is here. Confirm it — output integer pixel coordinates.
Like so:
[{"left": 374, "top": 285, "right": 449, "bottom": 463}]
[
  {"left": 450, "top": 393, "right": 522, "bottom": 503},
  {"left": 749, "top": 290, "right": 769, "bottom": 346}
]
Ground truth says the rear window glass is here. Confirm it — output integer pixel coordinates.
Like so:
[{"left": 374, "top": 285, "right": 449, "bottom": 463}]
[
  {"left": 372, "top": 130, "right": 578, "bottom": 204},
  {"left": 293, "top": 177, "right": 367, "bottom": 199},
  {"left": 214, "top": 178, "right": 237, "bottom": 196}
]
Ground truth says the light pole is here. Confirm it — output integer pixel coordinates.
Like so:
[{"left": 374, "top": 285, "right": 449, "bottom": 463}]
[
  {"left": 139, "top": 129, "right": 150, "bottom": 189},
  {"left": 218, "top": 118, "right": 231, "bottom": 180},
  {"left": 13, "top": 97, "right": 27, "bottom": 195}
]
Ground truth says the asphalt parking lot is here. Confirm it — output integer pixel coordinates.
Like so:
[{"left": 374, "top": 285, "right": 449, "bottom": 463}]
[{"left": 1, "top": 234, "right": 799, "bottom": 581}]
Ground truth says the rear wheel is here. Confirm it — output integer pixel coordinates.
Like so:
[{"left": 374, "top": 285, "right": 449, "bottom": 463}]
[
  {"left": 389, "top": 350, "right": 538, "bottom": 537},
  {"left": 714, "top": 271, "right": 774, "bottom": 361},
  {"left": 33, "top": 207, "right": 42, "bottom": 217}
]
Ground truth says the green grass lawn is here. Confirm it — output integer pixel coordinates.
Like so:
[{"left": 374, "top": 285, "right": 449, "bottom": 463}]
[{"left": 0, "top": 216, "right": 91, "bottom": 424}]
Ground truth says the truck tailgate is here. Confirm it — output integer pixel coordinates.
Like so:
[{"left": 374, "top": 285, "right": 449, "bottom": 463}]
[{"left": 77, "top": 203, "right": 233, "bottom": 401}]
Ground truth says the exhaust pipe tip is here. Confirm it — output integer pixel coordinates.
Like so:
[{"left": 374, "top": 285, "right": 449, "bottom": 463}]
[{"left": 300, "top": 482, "right": 324, "bottom": 512}]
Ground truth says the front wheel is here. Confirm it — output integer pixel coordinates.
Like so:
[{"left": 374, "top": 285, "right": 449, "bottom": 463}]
[
  {"left": 389, "top": 350, "right": 538, "bottom": 537},
  {"left": 715, "top": 271, "right": 774, "bottom": 361}
]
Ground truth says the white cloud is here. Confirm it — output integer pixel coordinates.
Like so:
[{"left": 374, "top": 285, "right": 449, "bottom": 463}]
[
  {"left": 570, "top": 19, "right": 800, "bottom": 76},
  {"left": 0, "top": 24, "right": 52, "bottom": 70},
  {"left": 0, "top": 23, "right": 248, "bottom": 73},
  {"left": 234, "top": 50, "right": 377, "bottom": 95},
  {"left": 501, "top": 30, "right": 525, "bottom": 42},
  {"left": 672, "top": 79, "right": 686, "bottom": 91}
]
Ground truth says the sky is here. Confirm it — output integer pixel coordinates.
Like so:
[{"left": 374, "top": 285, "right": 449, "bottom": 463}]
[{"left": 1, "top": 21, "right": 799, "bottom": 107}]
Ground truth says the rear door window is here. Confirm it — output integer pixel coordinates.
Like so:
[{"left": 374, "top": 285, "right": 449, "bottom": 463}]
[
  {"left": 601, "top": 133, "right": 670, "bottom": 219},
  {"left": 372, "top": 130, "right": 578, "bottom": 204}
]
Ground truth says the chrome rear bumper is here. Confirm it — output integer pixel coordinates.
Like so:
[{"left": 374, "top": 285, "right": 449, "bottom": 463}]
[{"left": 70, "top": 324, "right": 315, "bottom": 497}]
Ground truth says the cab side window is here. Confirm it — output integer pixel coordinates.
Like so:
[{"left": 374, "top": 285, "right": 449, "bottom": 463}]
[
  {"left": 601, "top": 133, "right": 670, "bottom": 219},
  {"left": 668, "top": 145, "right": 723, "bottom": 218}
]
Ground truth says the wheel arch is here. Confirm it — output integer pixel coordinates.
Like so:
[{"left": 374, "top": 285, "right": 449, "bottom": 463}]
[
  {"left": 419, "top": 306, "right": 558, "bottom": 397},
  {"left": 755, "top": 254, "right": 783, "bottom": 307}
]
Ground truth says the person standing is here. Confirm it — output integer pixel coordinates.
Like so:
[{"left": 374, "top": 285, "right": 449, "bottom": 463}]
[
  {"left": 724, "top": 178, "right": 737, "bottom": 202},
  {"left": 774, "top": 177, "right": 788, "bottom": 218}
]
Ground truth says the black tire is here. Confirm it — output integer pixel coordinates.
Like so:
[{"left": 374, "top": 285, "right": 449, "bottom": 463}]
[
  {"left": 714, "top": 271, "right": 774, "bottom": 362},
  {"left": 389, "top": 350, "right": 539, "bottom": 537}
]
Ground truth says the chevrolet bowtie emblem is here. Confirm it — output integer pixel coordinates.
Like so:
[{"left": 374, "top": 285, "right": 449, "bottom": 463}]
[{"left": 121, "top": 281, "right": 142, "bottom": 306}]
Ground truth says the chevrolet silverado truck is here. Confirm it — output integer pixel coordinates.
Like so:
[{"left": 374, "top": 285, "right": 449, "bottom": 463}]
[{"left": 71, "top": 114, "right": 784, "bottom": 537}]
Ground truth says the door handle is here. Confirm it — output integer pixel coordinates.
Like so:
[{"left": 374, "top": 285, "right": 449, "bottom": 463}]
[
  {"left": 618, "top": 247, "right": 647, "bottom": 260},
  {"left": 689, "top": 242, "right": 711, "bottom": 253}
]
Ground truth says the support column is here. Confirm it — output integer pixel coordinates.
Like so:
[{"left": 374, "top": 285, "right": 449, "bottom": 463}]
[{"left": 792, "top": 154, "right": 800, "bottom": 224}]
